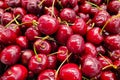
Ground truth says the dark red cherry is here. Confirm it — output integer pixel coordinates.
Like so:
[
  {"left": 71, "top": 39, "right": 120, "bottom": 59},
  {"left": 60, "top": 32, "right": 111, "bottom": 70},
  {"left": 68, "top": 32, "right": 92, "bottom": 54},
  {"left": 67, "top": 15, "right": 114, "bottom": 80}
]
[
  {"left": 100, "top": 3, "right": 107, "bottom": 10},
  {"left": 34, "top": 39, "right": 51, "bottom": 55},
  {"left": 21, "top": 0, "right": 29, "bottom": 9},
  {"left": 109, "top": 50, "right": 120, "bottom": 61},
  {"left": 28, "top": 54, "right": 48, "bottom": 74},
  {"left": 38, "top": 15, "right": 59, "bottom": 35},
  {"left": 47, "top": 55, "right": 57, "bottom": 69},
  {"left": 56, "top": 24, "right": 73, "bottom": 45},
  {"left": 49, "top": 40, "right": 58, "bottom": 52},
  {"left": 71, "top": 18, "right": 87, "bottom": 35},
  {"left": 0, "top": 1, "right": 9, "bottom": 9},
  {"left": 21, "top": 49, "right": 34, "bottom": 66},
  {"left": 67, "top": 34, "right": 85, "bottom": 55},
  {"left": 105, "top": 17, "right": 120, "bottom": 34},
  {"left": 100, "top": 71, "right": 117, "bottom": 80},
  {"left": 59, "top": 63, "right": 82, "bottom": 80},
  {"left": 81, "top": 55, "right": 102, "bottom": 78},
  {"left": 25, "top": 27, "right": 40, "bottom": 41},
  {"left": 73, "top": 5, "right": 79, "bottom": 13},
  {"left": 89, "top": 7, "right": 99, "bottom": 17},
  {"left": 89, "top": 0, "right": 101, "bottom": 5},
  {"left": 57, "top": 46, "right": 68, "bottom": 62},
  {"left": 5, "top": 0, "right": 21, "bottom": 7},
  {"left": 77, "top": 13, "right": 90, "bottom": 22},
  {"left": 42, "top": 0, "right": 57, "bottom": 7},
  {"left": 92, "top": 10, "right": 110, "bottom": 27},
  {"left": 0, "top": 8, "right": 4, "bottom": 20},
  {"left": 61, "top": 0, "right": 78, "bottom": 8},
  {"left": 107, "top": 1, "right": 120, "bottom": 14},
  {"left": 0, "top": 45, "right": 21, "bottom": 65},
  {"left": 60, "top": 8, "right": 76, "bottom": 23},
  {"left": 79, "top": 2, "right": 92, "bottom": 14},
  {"left": 96, "top": 45, "right": 105, "bottom": 54},
  {"left": 1, "top": 12, "right": 13, "bottom": 26},
  {"left": 22, "top": 14, "right": 38, "bottom": 27},
  {"left": 37, "top": 69, "right": 56, "bottom": 80},
  {"left": 86, "top": 27, "right": 103, "bottom": 45},
  {"left": 13, "top": 7, "right": 26, "bottom": 21},
  {"left": 84, "top": 42, "right": 97, "bottom": 57},
  {"left": 104, "top": 34, "right": 120, "bottom": 51},
  {"left": 1, "top": 64, "right": 28, "bottom": 80}
]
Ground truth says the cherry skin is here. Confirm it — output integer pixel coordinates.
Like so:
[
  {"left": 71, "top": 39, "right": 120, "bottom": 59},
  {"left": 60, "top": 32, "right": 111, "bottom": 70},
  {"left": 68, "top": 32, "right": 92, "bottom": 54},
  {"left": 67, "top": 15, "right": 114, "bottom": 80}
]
[
  {"left": 0, "top": 45, "right": 21, "bottom": 65},
  {"left": 89, "top": 7, "right": 99, "bottom": 18},
  {"left": 60, "top": 8, "right": 76, "bottom": 23},
  {"left": 0, "top": 1, "right": 9, "bottom": 9},
  {"left": 56, "top": 24, "right": 73, "bottom": 45},
  {"left": 89, "top": 0, "right": 101, "bottom": 5},
  {"left": 21, "top": 0, "right": 29, "bottom": 9},
  {"left": 73, "top": 5, "right": 79, "bottom": 13},
  {"left": 100, "top": 71, "right": 117, "bottom": 80},
  {"left": 28, "top": 53, "right": 48, "bottom": 74},
  {"left": 34, "top": 39, "right": 51, "bottom": 55},
  {"left": 1, "top": 64, "right": 28, "bottom": 80},
  {"left": 47, "top": 55, "right": 57, "bottom": 69},
  {"left": 104, "top": 34, "right": 120, "bottom": 51},
  {"left": 96, "top": 45, "right": 105, "bottom": 54},
  {"left": 21, "top": 49, "right": 34, "bottom": 66},
  {"left": 71, "top": 18, "right": 87, "bottom": 35},
  {"left": 0, "top": 8, "right": 4, "bottom": 20},
  {"left": 41, "top": 0, "right": 57, "bottom": 7},
  {"left": 86, "top": 27, "right": 103, "bottom": 45},
  {"left": 109, "top": 50, "right": 120, "bottom": 61},
  {"left": 37, "top": 69, "right": 56, "bottom": 80},
  {"left": 57, "top": 46, "right": 68, "bottom": 62},
  {"left": 77, "top": 13, "right": 90, "bottom": 22},
  {"left": 16, "top": 36, "right": 28, "bottom": 49},
  {"left": 67, "top": 34, "right": 85, "bottom": 55},
  {"left": 38, "top": 15, "right": 59, "bottom": 35},
  {"left": 59, "top": 63, "right": 82, "bottom": 80},
  {"left": 81, "top": 55, "right": 102, "bottom": 78},
  {"left": 5, "top": 0, "right": 21, "bottom": 7}
]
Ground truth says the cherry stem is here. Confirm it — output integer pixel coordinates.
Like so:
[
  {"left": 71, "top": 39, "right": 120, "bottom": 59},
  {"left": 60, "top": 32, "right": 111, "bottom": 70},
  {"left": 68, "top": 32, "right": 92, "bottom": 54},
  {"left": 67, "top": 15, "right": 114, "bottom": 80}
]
[
  {"left": 87, "top": 1, "right": 102, "bottom": 10},
  {"left": 35, "top": 35, "right": 55, "bottom": 41},
  {"left": 100, "top": 14, "right": 120, "bottom": 35},
  {"left": 33, "top": 45, "right": 41, "bottom": 62},
  {"left": 82, "top": 76, "right": 89, "bottom": 80},
  {"left": 86, "top": 19, "right": 91, "bottom": 24},
  {"left": 13, "top": 15, "right": 20, "bottom": 25},
  {"left": 55, "top": 53, "right": 72, "bottom": 79},
  {"left": 5, "top": 15, "right": 20, "bottom": 27},
  {"left": 47, "top": 51, "right": 65, "bottom": 56},
  {"left": 91, "top": 23, "right": 95, "bottom": 28},
  {"left": 52, "top": 0, "right": 56, "bottom": 18},
  {"left": 38, "top": 0, "right": 45, "bottom": 7},
  {"left": 57, "top": 0, "right": 63, "bottom": 8}
]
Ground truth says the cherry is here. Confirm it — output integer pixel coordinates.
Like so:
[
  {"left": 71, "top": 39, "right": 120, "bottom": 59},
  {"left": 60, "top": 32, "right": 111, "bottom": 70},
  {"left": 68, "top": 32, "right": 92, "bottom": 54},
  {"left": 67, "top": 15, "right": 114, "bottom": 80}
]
[
  {"left": 104, "top": 34, "right": 120, "bottom": 51},
  {"left": 34, "top": 39, "right": 51, "bottom": 55},
  {"left": 109, "top": 50, "right": 120, "bottom": 61},
  {"left": 96, "top": 45, "right": 105, "bottom": 54},
  {"left": 0, "top": 1, "right": 9, "bottom": 9},
  {"left": 81, "top": 55, "right": 102, "bottom": 78},
  {"left": 67, "top": 34, "right": 85, "bottom": 55},
  {"left": 25, "top": 27, "right": 40, "bottom": 41},
  {"left": 28, "top": 53, "right": 48, "bottom": 74},
  {"left": 100, "top": 71, "right": 117, "bottom": 80},
  {"left": 49, "top": 40, "right": 58, "bottom": 52},
  {"left": 92, "top": 10, "right": 110, "bottom": 27},
  {"left": 89, "top": 7, "right": 99, "bottom": 17},
  {"left": 21, "top": 49, "right": 34, "bottom": 66},
  {"left": 1, "top": 64, "right": 28, "bottom": 80},
  {"left": 77, "top": 13, "right": 90, "bottom": 22},
  {"left": 37, "top": 69, "right": 56, "bottom": 80},
  {"left": 41, "top": 0, "right": 57, "bottom": 7},
  {"left": 61, "top": 0, "right": 78, "bottom": 8},
  {"left": 79, "top": 2, "right": 92, "bottom": 14},
  {"left": 56, "top": 24, "right": 73, "bottom": 45},
  {"left": 60, "top": 8, "right": 76, "bottom": 23},
  {"left": 5, "top": 0, "right": 21, "bottom": 7},
  {"left": 38, "top": 15, "right": 59, "bottom": 35},
  {"left": 86, "top": 27, "right": 103, "bottom": 45},
  {"left": 1, "top": 12, "right": 13, "bottom": 26},
  {"left": 0, "top": 8, "right": 4, "bottom": 20},
  {"left": 71, "top": 18, "right": 87, "bottom": 35},
  {"left": 59, "top": 63, "right": 82, "bottom": 80},
  {"left": 73, "top": 5, "right": 79, "bottom": 13},
  {"left": 89, "top": 0, "right": 101, "bottom": 5},
  {"left": 0, "top": 45, "right": 21, "bottom": 65},
  {"left": 47, "top": 55, "right": 57, "bottom": 69},
  {"left": 16, "top": 36, "right": 28, "bottom": 49},
  {"left": 107, "top": 1, "right": 120, "bottom": 15},
  {"left": 21, "top": 0, "right": 29, "bottom": 9},
  {"left": 100, "top": 3, "right": 107, "bottom": 10}
]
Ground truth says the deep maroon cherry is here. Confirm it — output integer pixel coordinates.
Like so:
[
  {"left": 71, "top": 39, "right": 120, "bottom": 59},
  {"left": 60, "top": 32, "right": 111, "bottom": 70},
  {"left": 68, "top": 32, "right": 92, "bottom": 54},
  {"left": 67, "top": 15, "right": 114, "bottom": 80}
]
[
  {"left": 73, "top": 5, "right": 79, "bottom": 13},
  {"left": 59, "top": 63, "right": 82, "bottom": 80},
  {"left": 42, "top": 0, "right": 57, "bottom": 7},
  {"left": 100, "top": 71, "right": 117, "bottom": 80},
  {"left": 0, "top": 8, "right": 4, "bottom": 20},
  {"left": 56, "top": 24, "right": 73, "bottom": 45},
  {"left": 77, "top": 13, "right": 90, "bottom": 22},
  {"left": 71, "top": 18, "right": 87, "bottom": 35},
  {"left": 109, "top": 50, "right": 120, "bottom": 61},
  {"left": 60, "top": 8, "right": 76, "bottom": 23},
  {"left": 34, "top": 39, "right": 51, "bottom": 55},
  {"left": 1, "top": 64, "right": 28, "bottom": 80},
  {"left": 47, "top": 55, "right": 57, "bottom": 69},
  {"left": 37, "top": 69, "right": 56, "bottom": 80},
  {"left": 67, "top": 34, "right": 85, "bottom": 55},
  {"left": 28, "top": 53, "right": 48, "bottom": 74},
  {"left": 5, "top": 0, "right": 21, "bottom": 7},
  {"left": 38, "top": 15, "right": 59, "bottom": 35},
  {"left": 81, "top": 55, "right": 102, "bottom": 78},
  {"left": 89, "top": 7, "right": 99, "bottom": 17},
  {"left": 86, "top": 27, "right": 103, "bottom": 45},
  {"left": 0, "top": 45, "right": 21, "bottom": 65},
  {"left": 21, "top": 49, "right": 34, "bottom": 66},
  {"left": 21, "top": 0, "right": 29, "bottom": 9},
  {"left": 57, "top": 46, "right": 68, "bottom": 62}
]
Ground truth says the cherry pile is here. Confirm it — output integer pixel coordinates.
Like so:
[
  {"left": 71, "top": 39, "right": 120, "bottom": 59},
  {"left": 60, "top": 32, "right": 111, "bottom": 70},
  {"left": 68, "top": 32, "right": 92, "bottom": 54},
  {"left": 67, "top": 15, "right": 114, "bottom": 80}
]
[{"left": 0, "top": 0, "right": 120, "bottom": 80}]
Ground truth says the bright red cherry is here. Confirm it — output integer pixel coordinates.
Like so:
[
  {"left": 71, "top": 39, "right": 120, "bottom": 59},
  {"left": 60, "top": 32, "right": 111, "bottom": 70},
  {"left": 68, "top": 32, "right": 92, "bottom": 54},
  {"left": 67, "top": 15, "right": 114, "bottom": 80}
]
[{"left": 59, "top": 63, "right": 82, "bottom": 80}]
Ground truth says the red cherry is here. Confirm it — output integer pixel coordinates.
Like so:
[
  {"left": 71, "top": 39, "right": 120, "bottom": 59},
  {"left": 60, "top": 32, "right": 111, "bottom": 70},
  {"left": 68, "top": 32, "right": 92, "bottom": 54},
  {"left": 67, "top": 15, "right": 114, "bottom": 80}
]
[
  {"left": 41, "top": 0, "right": 57, "bottom": 7},
  {"left": 109, "top": 50, "right": 120, "bottom": 61},
  {"left": 89, "top": 0, "right": 101, "bottom": 5},
  {"left": 67, "top": 34, "right": 85, "bottom": 55},
  {"left": 38, "top": 15, "right": 59, "bottom": 35},
  {"left": 77, "top": 13, "right": 90, "bottom": 22},
  {"left": 5, "top": 0, "right": 21, "bottom": 7},
  {"left": 1, "top": 64, "right": 28, "bottom": 80},
  {"left": 0, "top": 45, "right": 21, "bottom": 65},
  {"left": 59, "top": 63, "right": 82, "bottom": 80}
]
